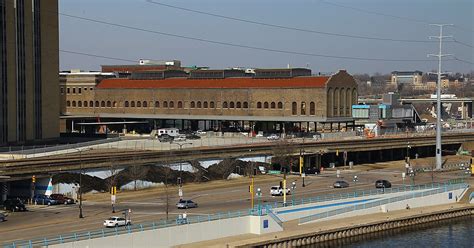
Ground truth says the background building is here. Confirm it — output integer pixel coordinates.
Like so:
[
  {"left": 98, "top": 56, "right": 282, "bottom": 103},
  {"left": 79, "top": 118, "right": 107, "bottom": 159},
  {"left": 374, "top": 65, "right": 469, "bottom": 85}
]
[
  {"left": 0, "top": 0, "right": 59, "bottom": 145},
  {"left": 60, "top": 66, "right": 358, "bottom": 134}
]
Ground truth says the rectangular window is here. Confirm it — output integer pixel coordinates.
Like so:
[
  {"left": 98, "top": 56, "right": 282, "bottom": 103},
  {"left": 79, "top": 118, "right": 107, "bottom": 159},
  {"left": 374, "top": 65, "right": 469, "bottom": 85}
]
[
  {"left": 16, "top": 0, "right": 27, "bottom": 142},
  {"left": 33, "top": 0, "right": 42, "bottom": 139},
  {"left": 78, "top": 88, "right": 82, "bottom": 94},
  {"left": 67, "top": 87, "right": 70, "bottom": 94},
  {"left": 60, "top": 87, "right": 64, "bottom": 94},
  {"left": 72, "top": 88, "right": 76, "bottom": 94},
  {"left": 0, "top": 0, "right": 7, "bottom": 144}
]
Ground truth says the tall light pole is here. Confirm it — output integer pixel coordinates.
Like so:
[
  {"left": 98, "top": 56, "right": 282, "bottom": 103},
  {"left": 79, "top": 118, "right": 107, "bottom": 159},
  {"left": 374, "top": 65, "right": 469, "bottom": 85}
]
[
  {"left": 172, "top": 142, "right": 192, "bottom": 199},
  {"left": 428, "top": 24, "right": 453, "bottom": 170},
  {"left": 78, "top": 149, "right": 84, "bottom": 218}
]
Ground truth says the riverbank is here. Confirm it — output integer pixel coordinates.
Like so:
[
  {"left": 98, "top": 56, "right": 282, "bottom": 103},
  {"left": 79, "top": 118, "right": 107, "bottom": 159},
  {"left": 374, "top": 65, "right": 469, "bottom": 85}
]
[{"left": 176, "top": 203, "right": 473, "bottom": 248}]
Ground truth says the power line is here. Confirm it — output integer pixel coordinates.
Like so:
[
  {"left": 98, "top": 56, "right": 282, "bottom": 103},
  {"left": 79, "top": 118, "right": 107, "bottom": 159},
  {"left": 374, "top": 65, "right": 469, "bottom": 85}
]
[
  {"left": 320, "top": 0, "right": 474, "bottom": 34},
  {"left": 60, "top": 50, "right": 137, "bottom": 63},
  {"left": 146, "top": 0, "right": 433, "bottom": 44},
  {"left": 58, "top": 12, "right": 439, "bottom": 62}
]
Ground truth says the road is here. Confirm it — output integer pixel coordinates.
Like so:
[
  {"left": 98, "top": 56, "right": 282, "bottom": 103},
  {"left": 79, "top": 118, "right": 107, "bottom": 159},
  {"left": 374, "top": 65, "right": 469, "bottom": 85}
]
[{"left": 0, "top": 160, "right": 466, "bottom": 245}]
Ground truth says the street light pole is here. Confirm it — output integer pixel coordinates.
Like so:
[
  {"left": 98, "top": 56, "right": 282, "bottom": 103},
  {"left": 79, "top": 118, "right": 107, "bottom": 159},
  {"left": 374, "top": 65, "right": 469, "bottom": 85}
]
[
  {"left": 79, "top": 149, "right": 83, "bottom": 219},
  {"left": 172, "top": 142, "right": 192, "bottom": 199}
]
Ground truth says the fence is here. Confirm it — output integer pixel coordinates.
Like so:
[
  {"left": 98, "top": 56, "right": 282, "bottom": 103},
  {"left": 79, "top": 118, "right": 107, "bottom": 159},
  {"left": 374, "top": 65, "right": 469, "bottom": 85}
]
[
  {"left": 0, "top": 138, "right": 121, "bottom": 155},
  {"left": 299, "top": 182, "right": 468, "bottom": 224},
  {"left": 2, "top": 179, "right": 466, "bottom": 248}
]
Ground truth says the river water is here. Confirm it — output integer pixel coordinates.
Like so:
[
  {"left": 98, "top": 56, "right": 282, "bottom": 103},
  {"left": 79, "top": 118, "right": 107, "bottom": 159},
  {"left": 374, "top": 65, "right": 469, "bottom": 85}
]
[{"left": 299, "top": 216, "right": 473, "bottom": 248}]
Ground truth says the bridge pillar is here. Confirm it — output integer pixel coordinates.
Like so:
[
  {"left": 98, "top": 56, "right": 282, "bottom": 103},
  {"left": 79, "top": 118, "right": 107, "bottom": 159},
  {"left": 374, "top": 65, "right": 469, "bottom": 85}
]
[{"left": 1, "top": 182, "right": 8, "bottom": 202}]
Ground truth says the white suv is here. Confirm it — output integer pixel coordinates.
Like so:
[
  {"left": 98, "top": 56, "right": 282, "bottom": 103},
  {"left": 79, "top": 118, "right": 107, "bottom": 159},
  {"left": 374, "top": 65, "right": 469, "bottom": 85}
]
[
  {"left": 103, "top": 217, "right": 131, "bottom": 228},
  {"left": 270, "top": 186, "right": 291, "bottom": 196}
]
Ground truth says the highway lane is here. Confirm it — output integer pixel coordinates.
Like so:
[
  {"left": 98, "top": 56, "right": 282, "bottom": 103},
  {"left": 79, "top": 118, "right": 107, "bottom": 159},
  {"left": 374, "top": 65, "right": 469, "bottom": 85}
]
[{"left": 0, "top": 168, "right": 466, "bottom": 244}]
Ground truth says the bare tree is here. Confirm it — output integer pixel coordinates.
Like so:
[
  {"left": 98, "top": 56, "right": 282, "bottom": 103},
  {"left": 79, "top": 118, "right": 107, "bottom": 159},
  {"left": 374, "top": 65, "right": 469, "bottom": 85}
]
[
  {"left": 126, "top": 159, "right": 149, "bottom": 191},
  {"left": 105, "top": 160, "right": 120, "bottom": 192},
  {"left": 160, "top": 153, "right": 175, "bottom": 221},
  {"left": 271, "top": 140, "right": 295, "bottom": 171}
]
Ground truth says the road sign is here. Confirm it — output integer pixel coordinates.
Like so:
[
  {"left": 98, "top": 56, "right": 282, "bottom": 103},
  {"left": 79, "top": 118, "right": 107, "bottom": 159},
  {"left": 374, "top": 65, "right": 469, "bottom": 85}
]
[
  {"left": 336, "top": 170, "right": 341, "bottom": 178},
  {"left": 111, "top": 195, "right": 116, "bottom": 205},
  {"left": 402, "top": 172, "right": 406, "bottom": 179},
  {"left": 178, "top": 188, "right": 183, "bottom": 197}
]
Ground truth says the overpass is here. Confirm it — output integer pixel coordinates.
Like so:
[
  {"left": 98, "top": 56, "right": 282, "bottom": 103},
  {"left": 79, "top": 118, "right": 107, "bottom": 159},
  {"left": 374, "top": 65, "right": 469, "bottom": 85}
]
[{"left": 1, "top": 132, "right": 474, "bottom": 178}]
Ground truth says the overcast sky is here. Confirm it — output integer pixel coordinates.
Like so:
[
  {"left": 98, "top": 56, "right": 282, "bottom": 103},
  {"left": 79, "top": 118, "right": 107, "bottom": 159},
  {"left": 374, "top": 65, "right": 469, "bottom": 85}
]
[{"left": 59, "top": 0, "right": 473, "bottom": 74}]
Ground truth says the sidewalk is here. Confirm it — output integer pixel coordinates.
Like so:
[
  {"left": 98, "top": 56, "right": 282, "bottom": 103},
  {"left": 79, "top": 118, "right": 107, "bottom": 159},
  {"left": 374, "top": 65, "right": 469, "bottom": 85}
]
[{"left": 175, "top": 203, "right": 473, "bottom": 248}]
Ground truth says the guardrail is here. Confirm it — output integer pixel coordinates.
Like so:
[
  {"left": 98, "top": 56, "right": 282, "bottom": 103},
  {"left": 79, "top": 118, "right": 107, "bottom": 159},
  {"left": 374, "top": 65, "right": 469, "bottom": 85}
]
[
  {"left": 0, "top": 138, "right": 121, "bottom": 155},
  {"left": 299, "top": 182, "right": 468, "bottom": 224},
  {"left": 3, "top": 179, "right": 466, "bottom": 248}
]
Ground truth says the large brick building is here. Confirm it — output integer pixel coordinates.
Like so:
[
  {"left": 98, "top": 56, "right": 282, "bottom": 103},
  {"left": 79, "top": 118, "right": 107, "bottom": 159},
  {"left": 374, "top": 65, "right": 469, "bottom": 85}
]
[
  {"left": 60, "top": 66, "right": 358, "bottom": 134},
  {"left": 1, "top": 0, "right": 59, "bottom": 145}
]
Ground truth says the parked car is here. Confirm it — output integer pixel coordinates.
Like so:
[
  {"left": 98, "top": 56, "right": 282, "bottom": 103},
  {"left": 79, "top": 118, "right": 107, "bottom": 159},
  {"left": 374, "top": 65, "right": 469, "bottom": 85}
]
[
  {"left": 176, "top": 199, "right": 198, "bottom": 209},
  {"left": 33, "top": 195, "right": 58, "bottom": 206},
  {"left": 267, "top": 134, "right": 280, "bottom": 140},
  {"left": 158, "top": 134, "right": 174, "bottom": 142},
  {"left": 0, "top": 212, "right": 7, "bottom": 222},
  {"left": 50, "top": 194, "right": 75, "bottom": 205},
  {"left": 174, "top": 135, "right": 187, "bottom": 142},
  {"left": 195, "top": 130, "right": 206, "bottom": 135},
  {"left": 270, "top": 186, "right": 291, "bottom": 196},
  {"left": 103, "top": 216, "right": 131, "bottom": 228},
  {"left": 304, "top": 167, "right": 321, "bottom": 175},
  {"left": 186, "top": 134, "right": 201, "bottom": 140},
  {"left": 3, "top": 198, "right": 27, "bottom": 212},
  {"left": 333, "top": 181, "right": 349, "bottom": 188},
  {"left": 375, "top": 180, "right": 392, "bottom": 189}
]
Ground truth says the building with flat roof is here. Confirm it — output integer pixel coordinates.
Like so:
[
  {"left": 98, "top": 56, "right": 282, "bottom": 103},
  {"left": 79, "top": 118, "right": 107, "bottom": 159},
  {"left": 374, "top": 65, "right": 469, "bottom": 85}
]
[
  {"left": 60, "top": 67, "right": 358, "bottom": 134},
  {"left": 1, "top": 0, "right": 59, "bottom": 145}
]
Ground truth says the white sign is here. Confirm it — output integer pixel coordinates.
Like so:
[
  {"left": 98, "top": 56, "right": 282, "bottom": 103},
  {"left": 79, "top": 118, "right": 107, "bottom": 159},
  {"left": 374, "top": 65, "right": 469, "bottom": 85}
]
[
  {"left": 111, "top": 195, "right": 116, "bottom": 204},
  {"left": 178, "top": 188, "right": 183, "bottom": 197},
  {"left": 302, "top": 173, "right": 306, "bottom": 178},
  {"left": 402, "top": 172, "right": 406, "bottom": 179},
  {"left": 336, "top": 170, "right": 341, "bottom": 178}
]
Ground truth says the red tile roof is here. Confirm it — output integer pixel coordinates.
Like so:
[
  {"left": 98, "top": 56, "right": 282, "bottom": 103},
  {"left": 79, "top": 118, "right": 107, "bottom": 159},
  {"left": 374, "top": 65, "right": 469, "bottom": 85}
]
[{"left": 96, "top": 77, "right": 330, "bottom": 89}]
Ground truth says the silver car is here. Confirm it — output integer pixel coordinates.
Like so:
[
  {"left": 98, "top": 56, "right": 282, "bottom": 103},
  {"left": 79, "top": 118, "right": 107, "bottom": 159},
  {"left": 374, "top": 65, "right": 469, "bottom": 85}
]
[
  {"left": 176, "top": 199, "right": 198, "bottom": 209},
  {"left": 333, "top": 181, "right": 349, "bottom": 188},
  {"left": 0, "top": 212, "right": 7, "bottom": 222}
]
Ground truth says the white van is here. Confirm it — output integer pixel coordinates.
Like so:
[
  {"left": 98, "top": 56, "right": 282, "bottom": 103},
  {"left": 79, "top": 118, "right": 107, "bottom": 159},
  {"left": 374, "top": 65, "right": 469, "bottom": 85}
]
[{"left": 156, "top": 128, "right": 180, "bottom": 137}]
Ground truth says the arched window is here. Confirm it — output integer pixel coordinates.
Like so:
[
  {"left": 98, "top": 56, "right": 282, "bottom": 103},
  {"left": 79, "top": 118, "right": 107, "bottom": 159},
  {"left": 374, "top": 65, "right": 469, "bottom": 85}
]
[
  {"left": 236, "top": 102, "right": 241, "bottom": 108},
  {"left": 66, "top": 101, "right": 71, "bottom": 107},
  {"left": 327, "top": 88, "right": 334, "bottom": 117},
  {"left": 210, "top": 102, "right": 215, "bottom": 108},
  {"left": 163, "top": 101, "right": 168, "bottom": 108},
  {"left": 78, "top": 101, "right": 82, "bottom": 107},
  {"left": 131, "top": 101, "right": 135, "bottom": 107},
  {"left": 292, "top": 102, "right": 297, "bottom": 115},
  {"left": 107, "top": 101, "right": 111, "bottom": 107},
  {"left": 89, "top": 101, "right": 94, "bottom": 107},
  {"left": 72, "top": 101, "right": 76, "bottom": 107},
  {"left": 203, "top": 101, "right": 208, "bottom": 108},
  {"left": 340, "top": 87, "right": 345, "bottom": 115},
  {"left": 125, "top": 101, "right": 129, "bottom": 107},
  {"left": 352, "top": 88, "right": 357, "bottom": 109},
  {"left": 84, "top": 101, "right": 88, "bottom": 107},
  {"left": 137, "top": 101, "right": 141, "bottom": 107},
  {"left": 155, "top": 101, "right": 160, "bottom": 108},
  {"left": 264, "top": 102, "right": 269, "bottom": 109},
  {"left": 278, "top": 102, "right": 283, "bottom": 109},
  {"left": 223, "top": 102, "right": 228, "bottom": 108},
  {"left": 113, "top": 101, "right": 118, "bottom": 108},
  {"left": 190, "top": 101, "right": 195, "bottom": 108},
  {"left": 197, "top": 101, "right": 202, "bottom": 108},
  {"left": 334, "top": 88, "right": 340, "bottom": 116},
  {"left": 301, "top": 102, "right": 306, "bottom": 115},
  {"left": 243, "top": 102, "right": 249, "bottom": 108},
  {"left": 169, "top": 101, "right": 174, "bottom": 108},
  {"left": 271, "top": 102, "right": 276, "bottom": 109},
  {"left": 346, "top": 88, "right": 351, "bottom": 115},
  {"left": 143, "top": 101, "right": 147, "bottom": 108},
  {"left": 310, "top": 102, "right": 315, "bottom": 115},
  {"left": 230, "top": 102, "right": 235, "bottom": 108},
  {"left": 178, "top": 101, "right": 183, "bottom": 108},
  {"left": 101, "top": 101, "right": 105, "bottom": 107},
  {"left": 95, "top": 101, "right": 99, "bottom": 108},
  {"left": 257, "top": 102, "right": 262, "bottom": 109}
]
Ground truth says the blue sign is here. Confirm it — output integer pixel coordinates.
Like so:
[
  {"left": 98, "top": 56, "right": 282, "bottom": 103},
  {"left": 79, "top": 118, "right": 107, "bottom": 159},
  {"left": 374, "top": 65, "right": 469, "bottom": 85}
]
[
  {"left": 263, "top": 219, "right": 269, "bottom": 229},
  {"left": 448, "top": 192, "right": 452, "bottom": 199}
]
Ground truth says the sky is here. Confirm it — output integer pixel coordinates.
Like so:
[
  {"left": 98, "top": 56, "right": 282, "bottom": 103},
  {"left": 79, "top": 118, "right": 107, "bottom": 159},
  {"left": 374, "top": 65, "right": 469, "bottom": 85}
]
[{"left": 59, "top": 0, "right": 473, "bottom": 74}]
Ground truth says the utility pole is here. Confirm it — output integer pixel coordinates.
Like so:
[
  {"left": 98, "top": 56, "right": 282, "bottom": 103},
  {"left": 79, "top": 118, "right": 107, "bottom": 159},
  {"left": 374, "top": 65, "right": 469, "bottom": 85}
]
[{"left": 428, "top": 24, "right": 453, "bottom": 170}]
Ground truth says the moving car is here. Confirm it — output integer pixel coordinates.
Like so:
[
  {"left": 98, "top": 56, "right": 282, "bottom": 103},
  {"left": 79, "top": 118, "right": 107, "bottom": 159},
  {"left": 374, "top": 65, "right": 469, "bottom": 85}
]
[
  {"left": 3, "top": 198, "right": 27, "bottom": 212},
  {"left": 50, "top": 194, "right": 75, "bottom": 205},
  {"left": 158, "top": 134, "right": 174, "bottom": 142},
  {"left": 270, "top": 186, "right": 291, "bottom": 196},
  {"left": 333, "top": 181, "right": 349, "bottom": 188},
  {"left": 195, "top": 130, "right": 206, "bottom": 135},
  {"left": 33, "top": 195, "right": 58, "bottom": 206},
  {"left": 375, "top": 180, "right": 392, "bottom": 188},
  {"left": 176, "top": 199, "right": 198, "bottom": 209},
  {"left": 103, "top": 216, "right": 131, "bottom": 228},
  {"left": 267, "top": 134, "right": 280, "bottom": 140},
  {"left": 174, "top": 135, "right": 187, "bottom": 142},
  {"left": 0, "top": 212, "right": 7, "bottom": 222},
  {"left": 185, "top": 134, "right": 201, "bottom": 140}
]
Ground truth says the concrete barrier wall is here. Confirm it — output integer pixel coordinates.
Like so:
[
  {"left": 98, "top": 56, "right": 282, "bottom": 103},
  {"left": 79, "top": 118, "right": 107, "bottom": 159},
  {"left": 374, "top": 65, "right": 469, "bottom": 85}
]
[
  {"left": 275, "top": 189, "right": 434, "bottom": 222},
  {"left": 50, "top": 215, "right": 282, "bottom": 248},
  {"left": 305, "top": 188, "right": 465, "bottom": 223}
]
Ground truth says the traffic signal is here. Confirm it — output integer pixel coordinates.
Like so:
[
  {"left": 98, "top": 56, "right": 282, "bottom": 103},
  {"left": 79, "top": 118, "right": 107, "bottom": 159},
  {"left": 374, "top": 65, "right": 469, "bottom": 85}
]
[
  {"left": 177, "top": 177, "right": 182, "bottom": 185},
  {"left": 110, "top": 186, "right": 117, "bottom": 195},
  {"left": 32, "top": 175, "right": 36, "bottom": 183},
  {"left": 299, "top": 156, "right": 304, "bottom": 174}
]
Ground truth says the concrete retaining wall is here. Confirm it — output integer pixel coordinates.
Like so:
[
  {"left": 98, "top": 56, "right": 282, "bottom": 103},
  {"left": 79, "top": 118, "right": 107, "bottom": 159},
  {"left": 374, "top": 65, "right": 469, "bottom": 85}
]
[{"left": 49, "top": 215, "right": 282, "bottom": 248}]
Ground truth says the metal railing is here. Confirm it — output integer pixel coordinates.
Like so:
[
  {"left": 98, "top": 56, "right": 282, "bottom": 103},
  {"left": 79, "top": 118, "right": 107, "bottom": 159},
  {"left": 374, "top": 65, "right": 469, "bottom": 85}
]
[
  {"left": 299, "top": 182, "right": 468, "bottom": 224},
  {"left": 3, "top": 179, "right": 466, "bottom": 248}
]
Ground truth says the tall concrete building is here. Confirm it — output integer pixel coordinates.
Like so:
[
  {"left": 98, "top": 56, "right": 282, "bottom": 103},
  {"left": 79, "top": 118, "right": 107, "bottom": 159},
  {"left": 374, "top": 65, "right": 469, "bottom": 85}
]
[{"left": 0, "top": 0, "right": 59, "bottom": 145}]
